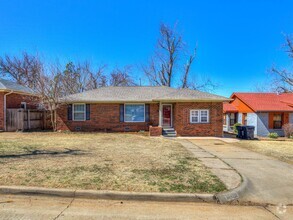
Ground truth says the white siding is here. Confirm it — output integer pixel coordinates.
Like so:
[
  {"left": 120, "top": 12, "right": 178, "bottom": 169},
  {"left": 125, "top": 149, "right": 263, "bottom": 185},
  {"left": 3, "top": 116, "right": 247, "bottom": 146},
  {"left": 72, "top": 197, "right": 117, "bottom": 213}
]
[
  {"left": 237, "top": 113, "right": 242, "bottom": 124},
  {"left": 247, "top": 113, "right": 257, "bottom": 135},
  {"left": 256, "top": 113, "right": 269, "bottom": 137}
]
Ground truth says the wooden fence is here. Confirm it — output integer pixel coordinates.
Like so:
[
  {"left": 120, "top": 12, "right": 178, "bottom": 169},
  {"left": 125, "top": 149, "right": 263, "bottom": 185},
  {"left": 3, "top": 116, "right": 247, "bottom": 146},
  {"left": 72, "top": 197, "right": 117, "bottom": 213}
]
[{"left": 6, "top": 109, "right": 50, "bottom": 132}]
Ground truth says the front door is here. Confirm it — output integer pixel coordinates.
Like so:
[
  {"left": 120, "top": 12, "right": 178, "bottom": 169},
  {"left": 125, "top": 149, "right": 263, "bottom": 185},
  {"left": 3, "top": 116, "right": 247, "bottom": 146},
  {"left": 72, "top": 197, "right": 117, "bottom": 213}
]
[{"left": 162, "top": 104, "right": 172, "bottom": 127}]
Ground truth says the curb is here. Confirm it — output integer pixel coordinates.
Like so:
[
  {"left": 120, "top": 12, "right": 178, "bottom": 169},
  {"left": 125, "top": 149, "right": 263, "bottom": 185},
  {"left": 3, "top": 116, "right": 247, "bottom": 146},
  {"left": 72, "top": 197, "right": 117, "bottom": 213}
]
[
  {"left": 214, "top": 175, "right": 248, "bottom": 204},
  {"left": 0, "top": 176, "right": 247, "bottom": 203},
  {"left": 0, "top": 186, "right": 215, "bottom": 203}
]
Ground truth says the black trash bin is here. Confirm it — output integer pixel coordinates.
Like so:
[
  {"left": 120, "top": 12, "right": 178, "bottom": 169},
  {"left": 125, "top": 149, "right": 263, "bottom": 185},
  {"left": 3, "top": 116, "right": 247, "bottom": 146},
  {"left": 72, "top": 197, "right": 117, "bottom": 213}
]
[
  {"left": 236, "top": 125, "right": 255, "bottom": 139},
  {"left": 245, "top": 126, "right": 255, "bottom": 140}
]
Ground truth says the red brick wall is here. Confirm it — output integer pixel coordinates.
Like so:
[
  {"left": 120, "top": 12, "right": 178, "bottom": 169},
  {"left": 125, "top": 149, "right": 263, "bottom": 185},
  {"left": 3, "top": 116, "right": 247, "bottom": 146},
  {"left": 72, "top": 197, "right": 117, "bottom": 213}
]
[
  {"left": 149, "top": 126, "right": 162, "bottom": 136},
  {"left": 56, "top": 102, "right": 223, "bottom": 136},
  {"left": 6, "top": 93, "right": 38, "bottom": 109},
  {"left": 56, "top": 103, "right": 160, "bottom": 132},
  {"left": 0, "top": 93, "right": 4, "bottom": 130},
  {"left": 173, "top": 102, "right": 223, "bottom": 137}
]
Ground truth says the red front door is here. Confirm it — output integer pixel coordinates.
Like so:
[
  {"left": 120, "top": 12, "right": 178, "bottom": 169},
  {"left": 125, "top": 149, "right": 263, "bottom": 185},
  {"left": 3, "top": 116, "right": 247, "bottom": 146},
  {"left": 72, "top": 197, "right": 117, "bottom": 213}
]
[{"left": 162, "top": 105, "right": 172, "bottom": 127}]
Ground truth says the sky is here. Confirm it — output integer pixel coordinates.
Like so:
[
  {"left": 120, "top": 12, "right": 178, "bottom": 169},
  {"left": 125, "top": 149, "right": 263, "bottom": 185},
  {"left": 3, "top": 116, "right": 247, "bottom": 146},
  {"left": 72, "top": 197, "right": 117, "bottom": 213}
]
[{"left": 0, "top": 0, "right": 292, "bottom": 97}]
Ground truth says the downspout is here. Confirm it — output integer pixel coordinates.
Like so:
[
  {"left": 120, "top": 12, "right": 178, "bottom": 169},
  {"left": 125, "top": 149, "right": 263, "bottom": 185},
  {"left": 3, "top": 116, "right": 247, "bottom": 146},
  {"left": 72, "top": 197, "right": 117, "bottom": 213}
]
[
  {"left": 4, "top": 90, "right": 14, "bottom": 131},
  {"left": 159, "top": 101, "right": 162, "bottom": 127}
]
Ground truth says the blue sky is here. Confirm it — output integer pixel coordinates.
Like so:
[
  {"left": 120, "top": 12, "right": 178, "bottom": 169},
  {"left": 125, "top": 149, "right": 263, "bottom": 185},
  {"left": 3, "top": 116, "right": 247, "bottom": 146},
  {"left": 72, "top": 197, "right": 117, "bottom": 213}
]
[{"left": 0, "top": 0, "right": 292, "bottom": 97}]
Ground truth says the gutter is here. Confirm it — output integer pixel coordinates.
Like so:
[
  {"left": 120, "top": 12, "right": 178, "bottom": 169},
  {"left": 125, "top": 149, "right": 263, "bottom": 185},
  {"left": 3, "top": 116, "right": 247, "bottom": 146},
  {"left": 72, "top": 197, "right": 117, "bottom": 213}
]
[{"left": 4, "top": 90, "right": 14, "bottom": 131}]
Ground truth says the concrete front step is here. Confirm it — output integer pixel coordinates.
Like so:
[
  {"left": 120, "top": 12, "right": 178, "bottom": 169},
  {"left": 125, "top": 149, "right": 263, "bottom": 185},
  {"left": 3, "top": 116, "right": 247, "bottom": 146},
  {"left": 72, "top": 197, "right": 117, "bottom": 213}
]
[{"left": 162, "top": 128, "right": 177, "bottom": 137}]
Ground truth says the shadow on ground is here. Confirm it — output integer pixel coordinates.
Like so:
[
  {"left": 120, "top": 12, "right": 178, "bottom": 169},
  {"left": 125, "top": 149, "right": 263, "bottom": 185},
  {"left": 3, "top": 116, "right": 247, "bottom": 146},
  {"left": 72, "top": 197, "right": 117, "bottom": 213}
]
[{"left": 0, "top": 148, "right": 85, "bottom": 159}]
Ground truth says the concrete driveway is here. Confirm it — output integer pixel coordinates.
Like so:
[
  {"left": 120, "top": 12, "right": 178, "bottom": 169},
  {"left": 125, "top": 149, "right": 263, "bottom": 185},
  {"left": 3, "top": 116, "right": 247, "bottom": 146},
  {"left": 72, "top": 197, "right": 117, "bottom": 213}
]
[{"left": 187, "top": 139, "right": 293, "bottom": 205}]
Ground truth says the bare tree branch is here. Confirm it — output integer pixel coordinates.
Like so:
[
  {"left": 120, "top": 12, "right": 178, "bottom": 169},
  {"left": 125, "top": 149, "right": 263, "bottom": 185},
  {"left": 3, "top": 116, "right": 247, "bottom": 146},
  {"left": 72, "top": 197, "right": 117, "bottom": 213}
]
[
  {"left": 270, "top": 35, "right": 293, "bottom": 93},
  {"left": 109, "top": 66, "right": 137, "bottom": 86},
  {"left": 143, "top": 23, "right": 215, "bottom": 91}
]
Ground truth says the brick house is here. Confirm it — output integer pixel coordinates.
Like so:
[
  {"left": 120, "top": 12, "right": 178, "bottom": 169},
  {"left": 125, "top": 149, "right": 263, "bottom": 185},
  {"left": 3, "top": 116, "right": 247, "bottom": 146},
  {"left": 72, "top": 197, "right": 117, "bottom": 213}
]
[
  {"left": 223, "top": 93, "right": 293, "bottom": 136},
  {"left": 0, "top": 78, "right": 37, "bottom": 131},
  {"left": 56, "top": 86, "right": 229, "bottom": 137}
]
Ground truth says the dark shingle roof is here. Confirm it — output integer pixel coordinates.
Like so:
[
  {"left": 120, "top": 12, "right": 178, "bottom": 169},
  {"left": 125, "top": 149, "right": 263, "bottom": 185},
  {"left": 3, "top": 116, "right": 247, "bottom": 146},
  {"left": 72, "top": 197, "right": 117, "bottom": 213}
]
[
  {"left": 0, "top": 78, "right": 34, "bottom": 94},
  {"left": 63, "top": 86, "right": 229, "bottom": 103}
]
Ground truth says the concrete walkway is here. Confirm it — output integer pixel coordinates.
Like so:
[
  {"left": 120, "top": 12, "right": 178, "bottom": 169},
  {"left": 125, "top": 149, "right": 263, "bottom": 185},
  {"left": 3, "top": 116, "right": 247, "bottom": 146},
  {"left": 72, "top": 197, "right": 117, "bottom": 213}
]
[
  {"left": 178, "top": 140, "right": 242, "bottom": 191},
  {"left": 185, "top": 139, "right": 293, "bottom": 205},
  {"left": 1, "top": 194, "right": 291, "bottom": 219}
]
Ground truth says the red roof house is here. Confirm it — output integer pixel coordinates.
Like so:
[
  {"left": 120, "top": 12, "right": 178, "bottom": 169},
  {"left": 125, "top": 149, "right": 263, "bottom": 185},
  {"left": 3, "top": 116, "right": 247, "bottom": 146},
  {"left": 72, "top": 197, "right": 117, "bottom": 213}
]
[{"left": 223, "top": 93, "right": 293, "bottom": 136}]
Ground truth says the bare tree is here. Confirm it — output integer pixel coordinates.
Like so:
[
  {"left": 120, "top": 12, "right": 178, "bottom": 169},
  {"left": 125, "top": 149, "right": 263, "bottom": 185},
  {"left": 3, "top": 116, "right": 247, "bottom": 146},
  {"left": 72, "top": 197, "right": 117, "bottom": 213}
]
[
  {"left": 0, "top": 52, "right": 42, "bottom": 90},
  {"left": 109, "top": 66, "right": 137, "bottom": 86},
  {"left": 181, "top": 51, "right": 196, "bottom": 88},
  {"left": 143, "top": 23, "right": 214, "bottom": 90},
  {"left": 61, "top": 61, "right": 108, "bottom": 95},
  {"left": 85, "top": 64, "right": 107, "bottom": 90},
  {"left": 271, "top": 35, "right": 293, "bottom": 93},
  {"left": 34, "top": 64, "right": 63, "bottom": 131},
  {"left": 143, "top": 24, "right": 184, "bottom": 87}
]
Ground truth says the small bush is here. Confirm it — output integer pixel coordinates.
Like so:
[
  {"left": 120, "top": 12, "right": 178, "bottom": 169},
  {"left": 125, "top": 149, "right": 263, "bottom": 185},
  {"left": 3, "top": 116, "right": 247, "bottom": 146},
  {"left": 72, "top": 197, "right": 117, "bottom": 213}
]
[
  {"left": 268, "top": 132, "right": 279, "bottom": 139},
  {"left": 233, "top": 123, "right": 242, "bottom": 134},
  {"left": 282, "top": 123, "right": 293, "bottom": 138}
]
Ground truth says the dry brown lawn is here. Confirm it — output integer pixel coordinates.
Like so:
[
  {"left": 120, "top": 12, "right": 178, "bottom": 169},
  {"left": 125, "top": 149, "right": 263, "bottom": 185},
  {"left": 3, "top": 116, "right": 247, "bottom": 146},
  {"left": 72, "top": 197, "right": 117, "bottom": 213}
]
[
  {"left": 236, "top": 140, "right": 293, "bottom": 164},
  {"left": 0, "top": 132, "right": 226, "bottom": 193}
]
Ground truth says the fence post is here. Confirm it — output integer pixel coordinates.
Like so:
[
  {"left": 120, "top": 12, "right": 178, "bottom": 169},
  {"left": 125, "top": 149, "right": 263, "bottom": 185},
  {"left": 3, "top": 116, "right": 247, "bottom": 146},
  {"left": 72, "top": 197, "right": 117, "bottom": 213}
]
[
  {"left": 28, "top": 110, "right": 31, "bottom": 130},
  {"left": 18, "top": 109, "right": 24, "bottom": 131}
]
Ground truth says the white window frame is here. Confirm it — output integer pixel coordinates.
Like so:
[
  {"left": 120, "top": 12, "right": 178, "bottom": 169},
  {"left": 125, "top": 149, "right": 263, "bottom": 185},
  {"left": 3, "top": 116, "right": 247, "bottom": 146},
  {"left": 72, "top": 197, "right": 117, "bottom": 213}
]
[
  {"left": 73, "top": 103, "right": 86, "bottom": 121},
  {"left": 124, "top": 103, "right": 145, "bottom": 123},
  {"left": 190, "top": 109, "right": 210, "bottom": 123}
]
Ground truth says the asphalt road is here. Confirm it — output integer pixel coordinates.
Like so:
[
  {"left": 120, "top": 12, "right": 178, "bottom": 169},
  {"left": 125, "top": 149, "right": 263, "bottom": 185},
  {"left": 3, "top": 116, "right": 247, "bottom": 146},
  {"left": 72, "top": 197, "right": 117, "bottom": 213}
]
[{"left": 0, "top": 194, "right": 292, "bottom": 220}]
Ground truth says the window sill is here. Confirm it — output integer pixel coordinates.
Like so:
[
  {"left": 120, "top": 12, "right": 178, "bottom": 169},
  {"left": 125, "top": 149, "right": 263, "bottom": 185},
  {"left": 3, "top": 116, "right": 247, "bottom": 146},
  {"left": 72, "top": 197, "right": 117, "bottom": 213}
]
[
  {"left": 190, "top": 122, "right": 210, "bottom": 124},
  {"left": 123, "top": 121, "right": 146, "bottom": 123}
]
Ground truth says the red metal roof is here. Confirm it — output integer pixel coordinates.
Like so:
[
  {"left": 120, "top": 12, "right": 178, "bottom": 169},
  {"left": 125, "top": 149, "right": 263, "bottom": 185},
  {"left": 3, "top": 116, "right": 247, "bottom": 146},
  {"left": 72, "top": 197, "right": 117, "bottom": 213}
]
[
  {"left": 231, "top": 93, "right": 293, "bottom": 112},
  {"left": 223, "top": 103, "right": 238, "bottom": 113}
]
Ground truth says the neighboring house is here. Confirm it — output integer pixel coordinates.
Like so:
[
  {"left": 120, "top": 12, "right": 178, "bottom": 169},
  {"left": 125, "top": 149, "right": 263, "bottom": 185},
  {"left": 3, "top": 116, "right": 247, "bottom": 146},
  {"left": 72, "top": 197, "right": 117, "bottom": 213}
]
[
  {"left": 0, "top": 78, "right": 37, "bottom": 131},
  {"left": 223, "top": 93, "right": 293, "bottom": 136},
  {"left": 56, "top": 86, "right": 229, "bottom": 137}
]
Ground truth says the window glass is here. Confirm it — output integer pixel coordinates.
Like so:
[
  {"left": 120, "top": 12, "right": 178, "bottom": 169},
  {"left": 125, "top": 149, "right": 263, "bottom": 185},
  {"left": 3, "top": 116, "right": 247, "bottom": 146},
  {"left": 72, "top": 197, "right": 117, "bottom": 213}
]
[
  {"left": 190, "top": 110, "right": 209, "bottom": 123},
  {"left": 201, "top": 110, "right": 208, "bottom": 123},
  {"left": 125, "top": 104, "right": 145, "bottom": 122},
  {"left": 190, "top": 110, "right": 199, "bottom": 123},
  {"left": 273, "top": 114, "right": 282, "bottom": 129},
  {"left": 74, "top": 104, "right": 85, "bottom": 112},
  {"left": 230, "top": 113, "right": 236, "bottom": 125},
  {"left": 73, "top": 104, "right": 85, "bottom": 121}
]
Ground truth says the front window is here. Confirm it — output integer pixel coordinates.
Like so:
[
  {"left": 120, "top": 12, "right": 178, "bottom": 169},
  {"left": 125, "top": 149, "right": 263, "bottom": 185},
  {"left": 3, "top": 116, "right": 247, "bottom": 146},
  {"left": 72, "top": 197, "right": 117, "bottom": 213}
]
[
  {"left": 273, "top": 114, "right": 282, "bottom": 129},
  {"left": 230, "top": 113, "right": 236, "bottom": 125},
  {"left": 190, "top": 110, "right": 209, "bottom": 123},
  {"left": 73, "top": 104, "right": 85, "bottom": 121},
  {"left": 124, "top": 104, "right": 145, "bottom": 122}
]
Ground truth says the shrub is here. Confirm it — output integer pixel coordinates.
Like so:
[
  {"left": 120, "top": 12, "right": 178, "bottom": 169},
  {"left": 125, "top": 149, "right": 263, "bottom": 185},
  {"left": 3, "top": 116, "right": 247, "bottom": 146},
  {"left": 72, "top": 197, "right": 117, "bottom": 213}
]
[
  {"left": 233, "top": 123, "right": 242, "bottom": 134},
  {"left": 282, "top": 123, "right": 293, "bottom": 138},
  {"left": 268, "top": 132, "right": 279, "bottom": 139}
]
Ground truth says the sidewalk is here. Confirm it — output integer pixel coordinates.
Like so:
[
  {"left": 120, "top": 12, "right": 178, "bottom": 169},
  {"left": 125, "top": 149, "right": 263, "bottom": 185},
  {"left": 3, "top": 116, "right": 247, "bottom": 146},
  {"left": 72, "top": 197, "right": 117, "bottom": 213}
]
[
  {"left": 178, "top": 140, "right": 242, "bottom": 191},
  {"left": 178, "top": 136, "right": 240, "bottom": 143}
]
